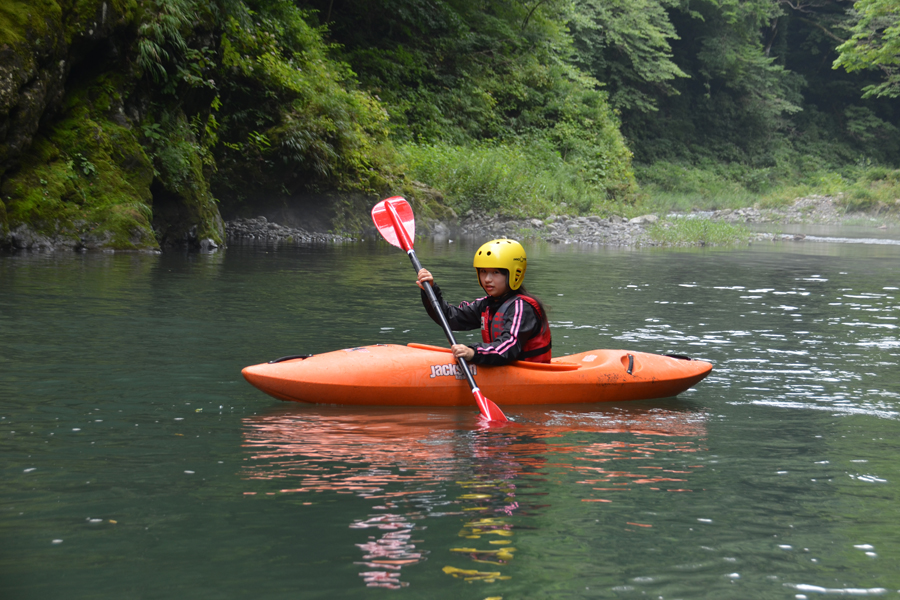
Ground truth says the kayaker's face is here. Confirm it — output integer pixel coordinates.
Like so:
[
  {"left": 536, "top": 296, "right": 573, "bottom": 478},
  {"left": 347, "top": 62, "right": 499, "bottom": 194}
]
[{"left": 478, "top": 268, "right": 508, "bottom": 298}]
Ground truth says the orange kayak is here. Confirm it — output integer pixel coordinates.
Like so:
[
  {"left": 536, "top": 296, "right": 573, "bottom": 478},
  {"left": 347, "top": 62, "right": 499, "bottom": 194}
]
[{"left": 242, "top": 343, "right": 712, "bottom": 406}]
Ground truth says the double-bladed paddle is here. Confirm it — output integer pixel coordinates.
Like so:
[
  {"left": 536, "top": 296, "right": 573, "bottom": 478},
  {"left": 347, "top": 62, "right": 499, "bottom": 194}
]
[{"left": 371, "top": 196, "right": 508, "bottom": 423}]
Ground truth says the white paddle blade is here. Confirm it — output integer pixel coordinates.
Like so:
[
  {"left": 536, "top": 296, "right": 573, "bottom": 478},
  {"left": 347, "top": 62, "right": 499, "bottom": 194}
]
[{"left": 371, "top": 196, "right": 415, "bottom": 250}]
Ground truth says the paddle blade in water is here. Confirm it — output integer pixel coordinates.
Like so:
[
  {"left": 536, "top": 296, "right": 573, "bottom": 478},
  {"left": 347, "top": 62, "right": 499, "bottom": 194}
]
[
  {"left": 473, "top": 389, "right": 507, "bottom": 422},
  {"left": 372, "top": 197, "right": 415, "bottom": 251}
]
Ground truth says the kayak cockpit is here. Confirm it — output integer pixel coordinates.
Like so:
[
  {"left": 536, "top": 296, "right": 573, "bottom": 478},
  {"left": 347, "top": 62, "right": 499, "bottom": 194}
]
[{"left": 406, "top": 342, "right": 583, "bottom": 371}]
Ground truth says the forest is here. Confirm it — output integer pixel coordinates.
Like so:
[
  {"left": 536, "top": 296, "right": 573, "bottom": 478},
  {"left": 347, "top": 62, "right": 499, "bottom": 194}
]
[{"left": 1, "top": 0, "right": 898, "bottom": 250}]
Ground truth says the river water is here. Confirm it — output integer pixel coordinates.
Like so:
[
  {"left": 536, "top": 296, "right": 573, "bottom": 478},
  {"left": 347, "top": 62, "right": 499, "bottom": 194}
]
[{"left": 2, "top": 237, "right": 899, "bottom": 599}]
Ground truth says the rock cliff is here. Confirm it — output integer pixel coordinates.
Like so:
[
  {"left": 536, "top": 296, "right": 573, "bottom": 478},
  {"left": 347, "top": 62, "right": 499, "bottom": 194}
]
[{"left": 0, "top": 0, "right": 224, "bottom": 251}]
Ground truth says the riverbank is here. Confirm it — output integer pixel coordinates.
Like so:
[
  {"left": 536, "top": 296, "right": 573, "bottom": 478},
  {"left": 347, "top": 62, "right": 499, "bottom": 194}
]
[
  {"left": 225, "top": 195, "right": 897, "bottom": 249},
  {"left": 225, "top": 216, "right": 356, "bottom": 246},
  {"left": 3, "top": 194, "right": 897, "bottom": 252},
  {"left": 448, "top": 195, "right": 898, "bottom": 247}
]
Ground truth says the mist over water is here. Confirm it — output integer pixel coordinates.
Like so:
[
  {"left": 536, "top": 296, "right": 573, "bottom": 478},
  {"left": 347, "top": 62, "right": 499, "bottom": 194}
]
[{"left": 2, "top": 238, "right": 899, "bottom": 598}]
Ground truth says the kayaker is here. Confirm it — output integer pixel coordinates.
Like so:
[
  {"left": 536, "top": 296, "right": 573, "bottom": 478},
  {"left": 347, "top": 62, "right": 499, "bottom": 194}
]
[{"left": 416, "top": 238, "right": 551, "bottom": 365}]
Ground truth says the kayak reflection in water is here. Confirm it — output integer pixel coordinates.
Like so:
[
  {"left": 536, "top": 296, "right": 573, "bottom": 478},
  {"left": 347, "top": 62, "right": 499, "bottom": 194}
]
[{"left": 416, "top": 238, "right": 552, "bottom": 366}]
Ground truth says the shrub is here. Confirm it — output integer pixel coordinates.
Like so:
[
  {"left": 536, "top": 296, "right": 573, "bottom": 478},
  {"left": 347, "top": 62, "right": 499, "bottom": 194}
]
[
  {"left": 398, "top": 140, "right": 617, "bottom": 217},
  {"left": 646, "top": 218, "right": 753, "bottom": 246}
]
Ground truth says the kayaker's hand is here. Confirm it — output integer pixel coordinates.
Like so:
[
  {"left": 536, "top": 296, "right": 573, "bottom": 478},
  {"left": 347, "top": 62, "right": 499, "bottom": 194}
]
[
  {"left": 451, "top": 344, "right": 475, "bottom": 361},
  {"left": 416, "top": 268, "right": 434, "bottom": 290}
]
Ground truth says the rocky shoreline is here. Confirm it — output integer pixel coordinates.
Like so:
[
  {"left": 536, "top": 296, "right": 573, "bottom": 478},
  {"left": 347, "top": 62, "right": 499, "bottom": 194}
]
[
  {"left": 3, "top": 195, "right": 896, "bottom": 252},
  {"left": 227, "top": 211, "right": 662, "bottom": 247},
  {"left": 226, "top": 195, "right": 896, "bottom": 249},
  {"left": 225, "top": 216, "right": 355, "bottom": 245}
]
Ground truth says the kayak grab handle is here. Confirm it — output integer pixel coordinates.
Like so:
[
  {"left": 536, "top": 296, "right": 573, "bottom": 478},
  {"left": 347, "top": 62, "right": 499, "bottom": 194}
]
[
  {"left": 268, "top": 355, "right": 313, "bottom": 364},
  {"left": 664, "top": 354, "right": 692, "bottom": 361},
  {"left": 627, "top": 354, "right": 634, "bottom": 375}
]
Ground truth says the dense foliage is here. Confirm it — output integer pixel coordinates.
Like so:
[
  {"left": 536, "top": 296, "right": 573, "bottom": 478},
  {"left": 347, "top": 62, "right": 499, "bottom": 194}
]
[
  {"left": 300, "top": 0, "right": 900, "bottom": 209},
  {"left": 604, "top": 0, "right": 899, "bottom": 199},
  {"left": 2, "top": 0, "right": 899, "bottom": 249},
  {"left": 297, "top": 0, "right": 637, "bottom": 209},
  {"left": 834, "top": 0, "right": 900, "bottom": 99},
  {"left": 130, "top": 0, "right": 393, "bottom": 200}
]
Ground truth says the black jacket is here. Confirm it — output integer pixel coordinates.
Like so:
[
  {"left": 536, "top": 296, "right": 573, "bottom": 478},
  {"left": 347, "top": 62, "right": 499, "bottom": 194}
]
[{"left": 421, "top": 284, "right": 544, "bottom": 366}]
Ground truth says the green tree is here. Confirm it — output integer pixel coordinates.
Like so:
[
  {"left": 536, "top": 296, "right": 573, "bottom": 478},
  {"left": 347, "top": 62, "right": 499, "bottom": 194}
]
[
  {"left": 213, "top": 0, "right": 389, "bottom": 199},
  {"left": 834, "top": 0, "right": 900, "bottom": 98},
  {"left": 300, "top": 0, "right": 636, "bottom": 200},
  {"left": 620, "top": 0, "right": 804, "bottom": 166},
  {"left": 569, "top": 0, "right": 687, "bottom": 113}
]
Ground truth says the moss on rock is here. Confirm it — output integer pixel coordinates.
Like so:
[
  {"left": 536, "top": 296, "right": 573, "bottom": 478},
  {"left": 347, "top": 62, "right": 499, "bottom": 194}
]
[
  {"left": 144, "top": 109, "right": 225, "bottom": 247},
  {"left": 0, "top": 196, "right": 7, "bottom": 237},
  {"left": 0, "top": 0, "right": 62, "bottom": 48},
  {"left": 0, "top": 0, "right": 231, "bottom": 252},
  {"left": 1, "top": 72, "right": 158, "bottom": 250}
]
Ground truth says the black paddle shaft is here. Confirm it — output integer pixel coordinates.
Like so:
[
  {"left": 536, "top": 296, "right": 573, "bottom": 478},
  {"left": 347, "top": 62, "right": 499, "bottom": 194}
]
[{"left": 406, "top": 249, "right": 479, "bottom": 390}]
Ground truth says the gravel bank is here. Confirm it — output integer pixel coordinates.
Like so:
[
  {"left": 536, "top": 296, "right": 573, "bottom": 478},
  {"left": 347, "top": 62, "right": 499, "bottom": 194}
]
[
  {"left": 222, "top": 195, "right": 897, "bottom": 248},
  {"left": 4, "top": 195, "right": 893, "bottom": 252},
  {"left": 225, "top": 216, "right": 355, "bottom": 245}
]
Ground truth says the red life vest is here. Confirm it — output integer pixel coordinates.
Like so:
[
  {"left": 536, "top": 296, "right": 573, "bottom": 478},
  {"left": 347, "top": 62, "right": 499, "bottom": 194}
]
[{"left": 480, "top": 294, "right": 552, "bottom": 363}]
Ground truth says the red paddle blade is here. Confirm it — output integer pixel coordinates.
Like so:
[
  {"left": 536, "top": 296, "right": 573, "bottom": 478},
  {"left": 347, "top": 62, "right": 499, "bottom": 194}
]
[
  {"left": 473, "top": 389, "right": 507, "bottom": 422},
  {"left": 372, "top": 197, "right": 415, "bottom": 251}
]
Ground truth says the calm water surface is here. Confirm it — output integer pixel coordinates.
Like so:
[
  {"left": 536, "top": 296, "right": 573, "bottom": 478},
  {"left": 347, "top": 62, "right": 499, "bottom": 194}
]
[{"left": 2, "top": 237, "right": 899, "bottom": 599}]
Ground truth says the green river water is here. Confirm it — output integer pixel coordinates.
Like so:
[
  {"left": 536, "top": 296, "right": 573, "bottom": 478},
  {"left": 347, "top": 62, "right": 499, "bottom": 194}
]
[{"left": 2, "top": 236, "right": 899, "bottom": 599}]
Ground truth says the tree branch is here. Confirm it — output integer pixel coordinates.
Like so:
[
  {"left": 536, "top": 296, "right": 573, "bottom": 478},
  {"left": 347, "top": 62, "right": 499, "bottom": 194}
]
[
  {"left": 778, "top": 0, "right": 828, "bottom": 14},
  {"left": 799, "top": 17, "right": 846, "bottom": 44},
  {"left": 523, "top": 0, "right": 549, "bottom": 30},
  {"left": 765, "top": 18, "right": 779, "bottom": 57}
]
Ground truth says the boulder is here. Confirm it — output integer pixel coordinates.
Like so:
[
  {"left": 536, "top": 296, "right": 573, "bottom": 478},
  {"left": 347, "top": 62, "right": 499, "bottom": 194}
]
[{"left": 629, "top": 214, "right": 659, "bottom": 225}]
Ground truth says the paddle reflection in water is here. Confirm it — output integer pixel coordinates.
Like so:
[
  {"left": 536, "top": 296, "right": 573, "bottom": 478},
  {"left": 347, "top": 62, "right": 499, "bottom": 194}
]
[{"left": 241, "top": 404, "right": 708, "bottom": 590}]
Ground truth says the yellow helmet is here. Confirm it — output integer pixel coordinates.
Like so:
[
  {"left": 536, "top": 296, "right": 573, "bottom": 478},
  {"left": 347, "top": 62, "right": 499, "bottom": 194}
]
[{"left": 473, "top": 239, "right": 527, "bottom": 290}]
